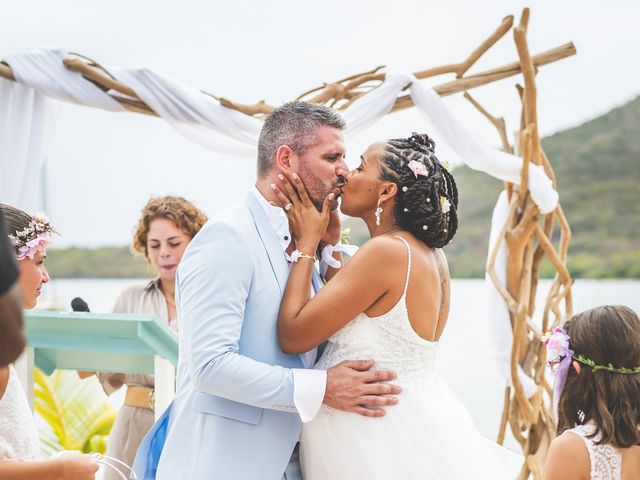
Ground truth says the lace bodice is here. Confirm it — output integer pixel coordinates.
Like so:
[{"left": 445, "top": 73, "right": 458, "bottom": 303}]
[
  {"left": 315, "top": 236, "right": 439, "bottom": 387},
  {"left": 568, "top": 423, "right": 622, "bottom": 480},
  {"left": 0, "top": 365, "right": 41, "bottom": 460}
]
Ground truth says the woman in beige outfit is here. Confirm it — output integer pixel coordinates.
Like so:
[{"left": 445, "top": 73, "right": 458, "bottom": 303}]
[{"left": 96, "top": 196, "right": 207, "bottom": 480}]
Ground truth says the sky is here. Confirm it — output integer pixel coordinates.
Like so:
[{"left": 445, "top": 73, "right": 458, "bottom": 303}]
[{"left": 2, "top": 0, "right": 639, "bottom": 246}]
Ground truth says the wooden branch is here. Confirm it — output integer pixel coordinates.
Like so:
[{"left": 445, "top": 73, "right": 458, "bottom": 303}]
[
  {"left": 296, "top": 65, "right": 385, "bottom": 100},
  {"left": 63, "top": 57, "right": 140, "bottom": 100},
  {"left": 391, "top": 42, "right": 576, "bottom": 113},
  {"left": 412, "top": 64, "right": 460, "bottom": 80},
  {"left": 486, "top": 197, "right": 522, "bottom": 313},
  {"left": 466, "top": 42, "right": 575, "bottom": 82},
  {"left": 464, "top": 92, "right": 512, "bottom": 153},
  {"left": 514, "top": 8, "right": 542, "bottom": 166},
  {"left": 218, "top": 98, "right": 274, "bottom": 116},
  {"left": 519, "top": 125, "right": 533, "bottom": 198},
  {"left": 534, "top": 224, "right": 571, "bottom": 282},
  {"left": 497, "top": 386, "right": 511, "bottom": 445},
  {"left": 456, "top": 15, "right": 514, "bottom": 77},
  {"left": 530, "top": 213, "right": 555, "bottom": 315},
  {"left": 510, "top": 311, "right": 535, "bottom": 425},
  {"left": 110, "top": 95, "right": 156, "bottom": 116}
]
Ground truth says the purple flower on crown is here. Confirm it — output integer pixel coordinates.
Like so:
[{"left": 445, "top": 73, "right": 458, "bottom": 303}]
[{"left": 543, "top": 326, "right": 571, "bottom": 370}]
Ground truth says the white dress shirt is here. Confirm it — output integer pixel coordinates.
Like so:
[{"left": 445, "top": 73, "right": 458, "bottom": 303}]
[{"left": 252, "top": 187, "right": 327, "bottom": 423}]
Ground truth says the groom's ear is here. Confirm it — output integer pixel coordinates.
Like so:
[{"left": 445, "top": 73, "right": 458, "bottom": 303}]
[{"left": 275, "top": 145, "right": 296, "bottom": 173}]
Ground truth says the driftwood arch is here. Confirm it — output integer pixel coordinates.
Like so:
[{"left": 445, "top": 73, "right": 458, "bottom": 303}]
[{"left": 1, "top": 8, "right": 575, "bottom": 479}]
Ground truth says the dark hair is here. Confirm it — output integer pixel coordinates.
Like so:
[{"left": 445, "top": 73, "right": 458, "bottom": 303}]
[
  {"left": 0, "top": 203, "right": 36, "bottom": 254},
  {"left": 257, "top": 101, "right": 346, "bottom": 178},
  {"left": 378, "top": 133, "right": 459, "bottom": 248},
  {"left": 132, "top": 196, "right": 208, "bottom": 260},
  {"left": 557, "top": 305, "right": 640, "bottom": 448}
]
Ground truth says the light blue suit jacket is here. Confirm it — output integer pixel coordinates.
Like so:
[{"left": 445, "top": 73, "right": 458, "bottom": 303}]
[{"left": 132, "top": 193, "right": 323, "bottom": 480}]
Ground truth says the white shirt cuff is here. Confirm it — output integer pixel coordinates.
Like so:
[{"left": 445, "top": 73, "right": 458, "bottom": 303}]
[{"left": 291, "top": 368, "right": 327, "bottom": 423}]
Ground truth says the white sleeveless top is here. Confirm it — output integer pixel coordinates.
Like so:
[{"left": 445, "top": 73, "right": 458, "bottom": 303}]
[
  {"left": 568, "top": 423, "right": 622, "bottom": 480},
  {"left": 315, "top": 235, "right": 439, "bottom": 388},
  {"left": 0, "top": 365, "right": 41, "bottom": 460}
]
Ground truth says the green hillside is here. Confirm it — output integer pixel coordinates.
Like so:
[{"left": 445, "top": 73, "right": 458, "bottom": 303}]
[
  {"left": 47, "top": 246, "right": 151, "bottom": 278},
  {"left": 345, "top": 96, "right": 640, "bottom": 278}
]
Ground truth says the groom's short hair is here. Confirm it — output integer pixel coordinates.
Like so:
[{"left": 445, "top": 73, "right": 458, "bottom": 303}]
[{"left": 257, "top": 101, "right": 346, "bottom": 178}]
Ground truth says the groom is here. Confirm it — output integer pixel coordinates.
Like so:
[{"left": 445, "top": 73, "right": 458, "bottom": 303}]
[{"left": 135, "top": 101, "right": 400, "bottom": 480}]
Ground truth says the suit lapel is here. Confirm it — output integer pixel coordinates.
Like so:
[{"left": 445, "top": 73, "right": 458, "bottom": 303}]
[
  {"left": 246, "top": 193, "right": 289, "bottom": 295},
  {"left": 247, "top": 192, "right": 325, "bottom": 367}
]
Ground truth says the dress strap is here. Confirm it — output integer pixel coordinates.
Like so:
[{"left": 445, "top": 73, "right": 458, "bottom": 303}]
[{"left": 393, "top": 235, "right": 412, "bottom": 298}]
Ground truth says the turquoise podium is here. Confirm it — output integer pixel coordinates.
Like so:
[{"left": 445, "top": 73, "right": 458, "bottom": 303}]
[{"left": 16, "top": 310, "right": 179, "bottom": 420}]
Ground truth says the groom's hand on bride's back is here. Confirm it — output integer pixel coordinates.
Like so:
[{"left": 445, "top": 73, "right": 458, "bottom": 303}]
[{"left": 324, "top": 359, "right": 401, "bottom": 417}]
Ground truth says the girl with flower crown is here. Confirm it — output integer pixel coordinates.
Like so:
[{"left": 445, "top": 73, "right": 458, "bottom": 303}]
[
  {"left": 0, "top": 203, "right": 99, "bottom": 479},
  {"left": 543, "top": 305, "right": 640, "bottom": 480}
]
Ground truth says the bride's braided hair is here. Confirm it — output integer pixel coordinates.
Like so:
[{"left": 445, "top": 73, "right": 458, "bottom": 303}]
[{"left": 378, "top": 133, "right": 459, "bottom": 248}]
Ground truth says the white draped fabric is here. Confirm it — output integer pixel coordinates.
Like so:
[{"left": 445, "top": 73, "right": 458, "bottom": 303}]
[
  {"left": 111, "top": 67, "right": 261, "bottom": 156},
  {"left": 0, "top": 48, "right": 557, "bottom": 390},
  {"left": 0, "top": 79, "right": 56, "bottom": 212}
]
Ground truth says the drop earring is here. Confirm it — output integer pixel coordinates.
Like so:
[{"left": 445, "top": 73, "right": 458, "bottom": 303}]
[{"left": 375, "top": 200, "right": 383, "bottom": 226}]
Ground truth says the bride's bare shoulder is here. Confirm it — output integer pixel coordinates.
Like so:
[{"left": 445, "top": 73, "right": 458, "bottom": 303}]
[{"left": 351, "top": 235, "right": 408, "bottom": 263}]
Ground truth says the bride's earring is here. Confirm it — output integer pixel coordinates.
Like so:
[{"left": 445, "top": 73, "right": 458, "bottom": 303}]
[{"left": 375, "top": 200, "right": 383, "bottom": 226}]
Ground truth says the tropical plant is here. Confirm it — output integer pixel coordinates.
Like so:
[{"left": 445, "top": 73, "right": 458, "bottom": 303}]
[{"left": 34, "top": 368, "right": 116, "bottom": 458}]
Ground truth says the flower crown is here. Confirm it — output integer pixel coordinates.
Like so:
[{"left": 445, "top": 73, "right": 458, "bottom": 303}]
[
  {"left": 543, "top": 326, "right": 640, "bottom": 374},
  {"left": 8, "top": 214, "right": 57, "bottom": 260},
  {"left": 542, "top": 326, "right": 640, "bottom": 418}
]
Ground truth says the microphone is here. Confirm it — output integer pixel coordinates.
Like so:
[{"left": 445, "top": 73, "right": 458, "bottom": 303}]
[{"left": 71, "top": 297, "right": 90, "bottom": 312}]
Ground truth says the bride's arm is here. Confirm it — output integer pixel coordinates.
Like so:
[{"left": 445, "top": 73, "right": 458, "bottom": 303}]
[
  {"left": 278, "top": 236, "right": 400, "bottom": 354},
  {"left": 273, "top": 174, "right": 401, "bottom": 354}
]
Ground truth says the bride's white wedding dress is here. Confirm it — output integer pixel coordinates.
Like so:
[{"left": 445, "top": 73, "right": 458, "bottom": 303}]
[{"left": 300, "top": 237, "right": 522, "bottom": 479}]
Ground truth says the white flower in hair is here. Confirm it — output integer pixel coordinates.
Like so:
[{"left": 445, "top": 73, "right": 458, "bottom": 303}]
[{"left": 440, "top": 196, "right": 451, "bottom": 213}]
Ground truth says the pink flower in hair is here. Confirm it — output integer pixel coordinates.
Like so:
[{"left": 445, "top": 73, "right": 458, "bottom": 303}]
[
  {"left": 16, "top": 233, "right": 53, "bottom": 260},
  {"left": 407, "top": 160, "right": 428, "bottom": 178}
]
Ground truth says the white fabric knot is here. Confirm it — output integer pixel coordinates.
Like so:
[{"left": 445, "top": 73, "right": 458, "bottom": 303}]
[{"left": 319, "top": 242, "right": 359, "bottom": 276}]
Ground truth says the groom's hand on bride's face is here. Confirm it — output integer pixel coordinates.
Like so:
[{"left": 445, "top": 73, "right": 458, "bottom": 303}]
[{"left": 324, "top": 360, "right": 401, "bottom": 417}]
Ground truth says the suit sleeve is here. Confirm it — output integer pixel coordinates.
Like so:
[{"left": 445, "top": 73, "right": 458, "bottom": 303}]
[{"left": 178, "top": 222, "right": 298, "bottom": 411}]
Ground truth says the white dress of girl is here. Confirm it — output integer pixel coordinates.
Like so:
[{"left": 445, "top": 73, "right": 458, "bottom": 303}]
[
  {"left": 567, "top": 423, "right": 623, "bottom": 480},
  {"left": 0, "top": 365, "right": 41, "bottom": 461}
]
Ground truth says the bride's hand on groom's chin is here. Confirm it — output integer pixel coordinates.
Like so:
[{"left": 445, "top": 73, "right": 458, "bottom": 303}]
[
  {"left": 323, "top": 359, "right": 401, "bottom": 418},
  {"left": 319, "top": 210, "right": 341, "bottom": 248},
  {"left": 272, "top": 173, "right": 332, "bottom": 249}
]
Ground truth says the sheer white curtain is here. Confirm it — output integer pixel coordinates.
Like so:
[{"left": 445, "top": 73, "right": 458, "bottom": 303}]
[{"left": 0, "top": 79, "right": 56, "bottom": 212}]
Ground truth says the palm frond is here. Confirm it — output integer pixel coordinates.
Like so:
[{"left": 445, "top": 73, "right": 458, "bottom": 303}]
[{"left": 34, "top": 368, "right": 116, "bottom": 456}]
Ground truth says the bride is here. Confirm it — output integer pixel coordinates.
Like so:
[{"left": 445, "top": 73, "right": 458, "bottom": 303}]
[{"left": 274, "top": 133, "right": 522, "bottom": 479}]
